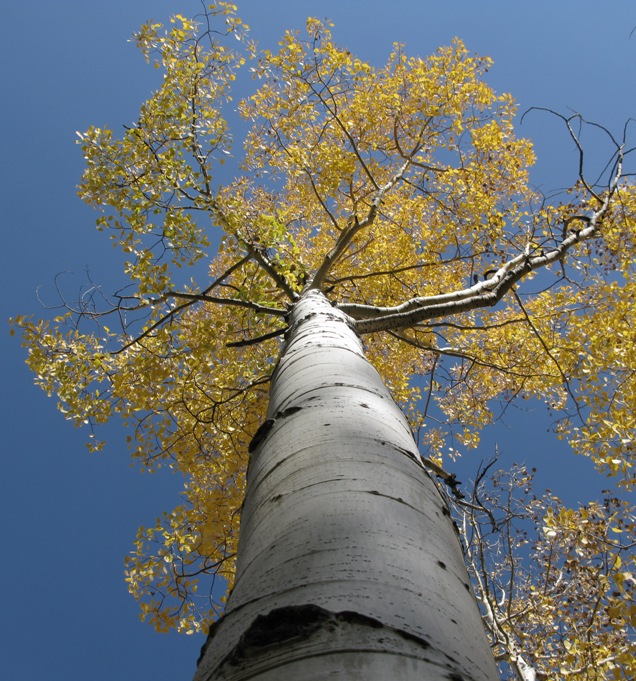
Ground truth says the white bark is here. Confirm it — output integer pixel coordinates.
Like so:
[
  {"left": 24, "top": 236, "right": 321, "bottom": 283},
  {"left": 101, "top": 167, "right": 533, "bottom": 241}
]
[{"left": 195, "top": 290, "right": 499, "bottom": 681}]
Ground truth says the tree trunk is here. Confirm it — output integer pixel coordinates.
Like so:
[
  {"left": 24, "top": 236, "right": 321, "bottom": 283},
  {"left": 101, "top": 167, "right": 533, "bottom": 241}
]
[{"left": 194, "top": 290, "right": 499, "bottom": 681}]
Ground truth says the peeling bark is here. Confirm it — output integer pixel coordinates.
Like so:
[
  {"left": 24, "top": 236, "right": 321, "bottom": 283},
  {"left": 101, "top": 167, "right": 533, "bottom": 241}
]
[{"left": 195, "top": 290, "right": 499, "bottom": 681}]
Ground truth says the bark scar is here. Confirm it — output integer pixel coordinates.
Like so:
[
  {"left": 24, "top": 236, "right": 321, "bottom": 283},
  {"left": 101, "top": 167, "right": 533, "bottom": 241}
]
[
  {"left": 247, "top": 407, "right": 304, "bottom": 453},
  {"left": 214, "top": 604, "right": 432, "bottom": 669},
  {"left": 248, "top": 419, "right": 275, "bottom": 453}
]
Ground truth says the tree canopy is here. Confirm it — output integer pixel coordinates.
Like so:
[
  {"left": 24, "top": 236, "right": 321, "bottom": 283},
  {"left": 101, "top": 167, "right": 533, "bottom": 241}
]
[{"left": 12, "top": 3, "right": 635, "bottom": 677}]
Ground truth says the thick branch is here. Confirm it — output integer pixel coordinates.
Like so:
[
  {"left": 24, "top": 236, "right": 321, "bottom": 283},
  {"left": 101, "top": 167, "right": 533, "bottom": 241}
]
[
  {"left": 511, "top": 290, "right": 583, "bottom": 422},
  {"left": 389, "top": 329, "right": 547, "bottom": 380},
  {"left": 114, "top": 256, "right": 285, "bottom": 353},
  {"left": 225, "top": 326, "right": 285, "bottom": 348},
  {"left": 205, "top": 195, "right": 299, "bottom": 302},
  {"left": 308, "top": 160, "right": 410, "bottom": 290},
  {"left": 346, "top": 161, "right": 621, "bottom": 334},
  {"left": 164, "top": 291, "right": 286, "bottom": 317},
  {"left": 245, "top": 243, "right": 299, "bottom": 301}
]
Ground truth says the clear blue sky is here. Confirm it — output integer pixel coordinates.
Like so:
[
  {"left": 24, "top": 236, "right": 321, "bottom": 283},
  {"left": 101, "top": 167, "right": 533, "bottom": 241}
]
[{"left": 2, "top": 2, "right": 635, "bottom": 679}]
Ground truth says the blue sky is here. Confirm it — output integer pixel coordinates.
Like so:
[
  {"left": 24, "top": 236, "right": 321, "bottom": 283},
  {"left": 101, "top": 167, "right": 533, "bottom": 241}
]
[{"left": 2, "top": 2, "right": 635, "bottom": 679}]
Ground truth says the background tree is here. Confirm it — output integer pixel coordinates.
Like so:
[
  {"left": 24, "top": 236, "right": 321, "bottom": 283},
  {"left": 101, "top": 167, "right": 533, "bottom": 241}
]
[
  {"left": 8, "top": 2, "right": 636, "bottom": 679},
  {"left": 461, "top": 462, "right": 635, "bottom": 679}
]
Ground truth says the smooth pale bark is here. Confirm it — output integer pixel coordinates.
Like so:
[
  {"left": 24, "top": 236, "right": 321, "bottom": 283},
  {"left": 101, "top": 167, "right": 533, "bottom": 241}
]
[{"left": 195, "top": 290, "right": 499, "bottom": 681}]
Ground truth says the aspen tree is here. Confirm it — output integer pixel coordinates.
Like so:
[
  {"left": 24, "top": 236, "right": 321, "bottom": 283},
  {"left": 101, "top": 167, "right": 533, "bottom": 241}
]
[{"left": 13, "top": 4, "right": 635, "bottom": 679}]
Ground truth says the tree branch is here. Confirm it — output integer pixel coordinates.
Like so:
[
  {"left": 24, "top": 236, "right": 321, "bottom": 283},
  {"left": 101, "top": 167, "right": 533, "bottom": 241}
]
[
  {"left": 245, "top": 242, "right": 299, "bottom": 301},
  {"left": 308, "top": 160, "right": 410, "bottom": 290},
  {"left": 346, "top": 156, "right": 622, "bottom": 334},
  {"left": 511, "top": 289, "right": 584, "bottom": 423},
  {"left": 225, "top": 326, "right": 286, "bottom": 348},
  {"left": 164, "top": 291, "right": 287, "bottom": 317}
]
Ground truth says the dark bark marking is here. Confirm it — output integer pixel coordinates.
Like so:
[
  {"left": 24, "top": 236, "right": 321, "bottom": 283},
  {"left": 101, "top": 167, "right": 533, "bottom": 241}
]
[
  {"left": 207, "top": 603, "right": 434, "bottom": 672},
  {"left": 366, "top": 489, "right": 414, "bottom": 508},
  {"left": 336, "top": 609, "right": 384, "bottom": 630},
  {"left": 275, "top": 405, "right": 302, "bottom": 419},
  {"left": 239, "top": 604, "right": 328, "bottom": 650},
  {"left": 248, "top": 407, "right": 303, "bottom": 455},
  {"left": 388, "top": 623, "right": 431, "bottom": 649},
  {"left": 394, "top": 444, "right": 421, "bottom": 462},
  {"left": 447, "top": 674, "right": 466, "bottom": 681},
  {"left": 205, "top": 605, "right": 326, "bottom": 669},
  {"left": 248, "top": 419, "right": 275, "bottom": 453},
  {"left": 437, "top": 560, "right": 447, "bottom": 570},
  {"left": 292, "top": 477, "right": 351, "bottom": 495},
  {"left": 368, "top": 490, "right": 405, "bottom": 504}
]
